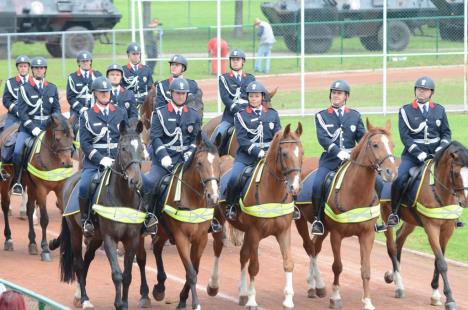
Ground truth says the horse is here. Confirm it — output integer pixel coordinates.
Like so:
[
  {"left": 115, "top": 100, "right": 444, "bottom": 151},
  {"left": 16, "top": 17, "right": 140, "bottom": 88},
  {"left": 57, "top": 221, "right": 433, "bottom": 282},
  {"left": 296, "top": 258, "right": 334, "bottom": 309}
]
[
  {"left": 201, "top": 87, "right": 277, "bottom": 157},
  {"left": 381, "top": 141, "right": 468, "bottom": 310},
  {"left": 50, "top": 119, "right": 145, "bottom": 310},
  {"left": 207, "top": 122, "right": 303, "bottom": 310},
  {"left": 294, "top": 119, "right": 397, "bottom": 310},
  {"left": 136, "top": 131, "right": 221, "bottom": 310}
]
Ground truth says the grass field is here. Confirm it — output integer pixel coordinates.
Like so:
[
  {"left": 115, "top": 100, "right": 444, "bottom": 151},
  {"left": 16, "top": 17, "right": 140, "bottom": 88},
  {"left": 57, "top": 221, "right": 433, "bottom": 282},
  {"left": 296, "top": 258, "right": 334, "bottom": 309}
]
[{"left": 281, "top": 114, "right": 468, "bottom": 263}]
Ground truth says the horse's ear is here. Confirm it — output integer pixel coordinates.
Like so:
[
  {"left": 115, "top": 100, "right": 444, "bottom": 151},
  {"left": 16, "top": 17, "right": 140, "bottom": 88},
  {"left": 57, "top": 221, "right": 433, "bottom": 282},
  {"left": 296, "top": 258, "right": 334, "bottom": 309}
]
[
  {"left": 450, "top": 151, "right": 459, "bottom": 160},
  {"left": 296, "top": 122, "right": 303, "bottom": 137},
  {"left": 68, "top": 113, "right": 77, "bottom": 127},
  {"left": 214, "top": 132, "right": 223, "bottom": 148},
  {"left": 366, "top": 118, "right": 374, "bottom": 131},
  {"left": 196, "top": 130, "right": 203, "bottom": 146},
  {"left": 136, "top": 120, "right": 143, "bottom": 134},
  {"left": 270, "top": 87, "right": 278, "bottom": 99},
  {"left": 384, "top": 119, "right": 392, "bottom": 132},
  {"left": 119, "top": 120, "right": 128, "bottom": 136},
  {"left": 283, "top": 123, "right": 291, "bottom": 137}
]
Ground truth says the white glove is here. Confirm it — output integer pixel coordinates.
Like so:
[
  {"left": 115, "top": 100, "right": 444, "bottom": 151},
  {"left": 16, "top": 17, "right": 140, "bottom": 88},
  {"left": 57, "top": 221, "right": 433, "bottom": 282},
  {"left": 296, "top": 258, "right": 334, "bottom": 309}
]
[
  {"left": 99, "top": 157, "right": 114, "bottom": 168},
  {"left": 79, "top": 107, "right": 88, "bottom": 114},
  {"left": 417, "top": 152, "right": 428, "bottom": 162},
  {"left": 161, "top": 155, "right": 172, "bottom": 169},
  {"left": 435, "top": 146, "right": 443, "bottom": 153},
  {"left": 31, "top": 127, "right": 41, "bottom": 137},
  {"left": 258, "top": 150, "right": 266, "bottom": 158},
  {"left": 183, "top": 151, "right": 193, "bottom": 162},
  {"left": 337, "top": 150, "right": 350, "bottom": 161}
]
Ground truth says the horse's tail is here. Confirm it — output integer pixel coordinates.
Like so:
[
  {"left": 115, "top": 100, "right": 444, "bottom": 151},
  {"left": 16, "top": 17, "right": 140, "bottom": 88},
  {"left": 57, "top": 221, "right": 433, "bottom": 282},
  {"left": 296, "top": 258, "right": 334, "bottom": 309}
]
[
  {"left": 48, "top": 234, "right": 61, "bottom": 251},
  {"left": 58, "top": 217, "right": 75, "bottom": 283},
  {"left": 227, "top": 222, "right": 244, "bottom": 247}
]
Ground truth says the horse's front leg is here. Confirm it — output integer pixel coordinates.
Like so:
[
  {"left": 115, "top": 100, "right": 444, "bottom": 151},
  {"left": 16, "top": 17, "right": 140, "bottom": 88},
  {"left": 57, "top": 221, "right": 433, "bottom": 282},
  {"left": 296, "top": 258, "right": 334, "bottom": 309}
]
[
  {"left": 243, "top": 229, "right": 261, "bottom": 310},
  {"left": 26, "top": 193, "right": 38, "bottom": 256},
  {"left": 79, "top": 236, "right": 102, "bottom": 309},
  {"left": 188, "top": 229, "right": 209, "bottom": 310},
  {"left": 329, "top": 232, "right": 343, "bottom": 309},
  {"left": 207, "top": 214, "right": 226, "bottom": 297},
  {"left": 174, "top": 233, "right": 196, "bottom": 310},
  {"left": 37, "top": 194, "right": 51, "bottom": 261},
  {"left": 276, "top": 225, "right": 294, "bottom": 310},
  {"left": 136, "top": 236, "right": 151, "bottom": 308},
  {"left": 103, "top": 234, "right": 124, "bottom": 310},
  {"left": 1, "top": 184, "right": 13, "bottom": 251},
  {"left": 121, "top": 234, "right": 140, "bottom": 310},
  {"left": 152, "top": 234, "right": 168, "bottom": 302},
  {"left": 359, "top": 228, "right": 376, "bottom": 310}
]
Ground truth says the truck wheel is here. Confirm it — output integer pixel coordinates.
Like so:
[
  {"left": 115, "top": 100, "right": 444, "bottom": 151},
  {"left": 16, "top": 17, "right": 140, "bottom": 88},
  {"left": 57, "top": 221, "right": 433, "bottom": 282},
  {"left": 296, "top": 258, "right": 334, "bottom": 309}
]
[
  {"left": 378, "top": 21, "right": 410, "bottom": 51},
  {"left": 360, "top": 35, "right": 382, "bottom": 51},
  {"left": 63, "top": 26, "right": 94, "bottom": 58},
  {"left": 440, "top": 24, "right": 463, "bottom": 41},
  {"left": 284, "top": 35, "right": 299, "bottom": 53},
  {"left": 284, "top": 26, "right": 333, "bottom": 54},
  {"left": 45, "top": 40, "right": 62, "bottom": 58}
]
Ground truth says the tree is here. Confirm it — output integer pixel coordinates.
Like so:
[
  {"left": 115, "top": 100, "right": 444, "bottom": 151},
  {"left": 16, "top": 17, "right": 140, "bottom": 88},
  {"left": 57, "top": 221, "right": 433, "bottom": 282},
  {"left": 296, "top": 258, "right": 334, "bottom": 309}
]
[{"left": 234, "top": 0, "right": 243, "bottom": 38}]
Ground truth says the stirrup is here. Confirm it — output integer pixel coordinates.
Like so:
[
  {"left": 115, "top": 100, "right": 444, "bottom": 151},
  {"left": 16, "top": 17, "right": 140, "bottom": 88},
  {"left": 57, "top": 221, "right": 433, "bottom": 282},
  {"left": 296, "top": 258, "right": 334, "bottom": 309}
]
[
  {"left": 143, "top": 213, "right": 159, "bottom": 235},
  {"left": 293, "top": 206, "right": 301, "bottom": 220},
  {"left": 456, "top": 221, "right": 465, "bottom": 229},
  {"left": 311, "top": 219, "right": 324, "bottom": 236},
  {"left": 374, "top": 223, "right": 388, "bottom": 233},
  {"left": 225, "top": 204, "right": 237, "bottom": 221},
  {"left": 210, "top": 218, "right": 222, "bottom": 233},
  {"left": 11, "top": 183, "right": 23, "bottom": 196},
  {"left": 82, "top": 221, "right": 95, "bottom": 238},
  {"left": 0, "top": 169, "right": 10, "bottom": 181},
  {"left": 387, "top": 214, "right": 400, "bottom": 227}
]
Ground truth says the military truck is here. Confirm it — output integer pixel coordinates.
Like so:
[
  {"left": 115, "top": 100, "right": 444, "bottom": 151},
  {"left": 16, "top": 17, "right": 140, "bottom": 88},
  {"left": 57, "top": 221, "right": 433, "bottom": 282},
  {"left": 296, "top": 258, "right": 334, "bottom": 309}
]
[
  {"left": 0, "top": 0, "right": 121, "bottom": 58},
  {"left": 261, "top": 0, "right": 462, "bottom": 54}
]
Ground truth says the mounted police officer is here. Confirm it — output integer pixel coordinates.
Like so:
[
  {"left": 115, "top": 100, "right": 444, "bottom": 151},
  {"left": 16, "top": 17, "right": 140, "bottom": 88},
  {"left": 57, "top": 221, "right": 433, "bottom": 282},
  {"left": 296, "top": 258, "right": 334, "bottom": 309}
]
[
  {"left": 121, "top": 42, "right": 153, "bottom": 110},
  {"left": 310, "top": 80, "right": 365, "bottom": 235},
  {"left": 387, "top": 76, "right": 452, "bottom": 228},
  {"left": 107, "top": 64, "right": 138, "bottom": 120},
  {"left": 11, "top": 56, "right": 61, "bottom": 195},
  {"left": 142, "top": 77, "right": 201, "bottom": 233},
  {"left": 78, "top": 76, "right": 128, "bottom": 237},
  {"left": 2, "top": 55, "right": 30, "bottom": 130},
  {"left": 66, "top": 51, "right": 102, "bottom": 134},
  {"left": 225, "top": 80, "right": 280, "bottom": 220},
  {"left": 212, "top": 49, "right": 256, "bottom": 152},
  {"left": 154, "top": 54, "right": 199, "bottom": 108}
]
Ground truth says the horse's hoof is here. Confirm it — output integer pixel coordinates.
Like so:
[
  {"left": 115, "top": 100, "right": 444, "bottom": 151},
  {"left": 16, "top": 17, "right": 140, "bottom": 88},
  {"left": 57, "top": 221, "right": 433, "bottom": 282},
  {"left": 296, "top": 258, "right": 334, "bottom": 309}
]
[
  {"left": 3, "top": 240, "right": 13, "bottom": 251},
  {"left": 82, "top": 300, "right": 95, "bottom": 309},
  {"left": 152, "top": 286, "right": 165, "bottom": 302},
  {"left": 431, "top": 297, "right": 443, "bottom": 306},
  {"left": 445, "top": 302, "right": 456, "bottom": 310},
  {"left": 395, "top": 289, "right": 405, "bottom": 298},
  {"left": 72, "top": 296, "right": 81, "bottom": 308},
  {"left": 329, "top": 299, "right": 343, "bottom": 309},
  {"left": 307, "top": 288, "right": 317, "bottom": 298},
  {"left": 138, "top": 297, "right": 151, "bottom": 308},
  {"left": 41, "top": 252, "right": 52, "bottom": 262},
  {"left": 175, "top": 305, "right": 186, "bottom": 310},
  {"left": 246, "top": 306, "right": 258, "bottom": 310},
  {"left": 283, "top": 306, "right": 294, "bottom": 310},
  {"left": 238, "top": 296, "right": 248, "bottom": 306},
  {"left": 316, "top": 287, "right": 327, "bottom": 298},
  {"left": 384, "top": 271, "right": 394, "bottom": 284},
  {"left": 207, "top": 285, "right": 218, "bottom": 297},
  {"left": 28, "top": 244, "right": 38, "bottom": 255}
]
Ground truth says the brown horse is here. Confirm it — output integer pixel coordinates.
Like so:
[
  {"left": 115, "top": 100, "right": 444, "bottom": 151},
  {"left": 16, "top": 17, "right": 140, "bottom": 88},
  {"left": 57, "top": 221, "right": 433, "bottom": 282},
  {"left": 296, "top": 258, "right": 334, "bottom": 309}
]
[
  {"left": 207, "top": 123, "right": 303, "bottom": 309},
  {"left": 381, "top": 141, "right": 468, "bottom": 310},
  {"left": 50, "top": 119, "right": 145, "bottom": 309},
  {"left": 135, "top": 131, "right": 221, "bottom": 310},
  {"left": 295, "top": 119, "right": 397, "bottom": 310},
  {"left": 201, "top": 87, "right": 277, "bottom": 157},
  {"left": 19, "top": 113, "right": 74, "bottom": 261}
]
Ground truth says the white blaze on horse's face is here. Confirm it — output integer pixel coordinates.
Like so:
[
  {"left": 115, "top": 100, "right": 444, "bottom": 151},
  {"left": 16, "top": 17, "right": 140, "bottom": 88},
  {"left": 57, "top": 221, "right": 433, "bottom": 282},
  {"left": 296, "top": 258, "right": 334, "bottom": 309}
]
[
  {"left": 460, "top": 167, "right": 468, "bottom": 198},
  {"left": 131, "top": 139, "right": 139, "bottom": 153},
  {"left": 381, "top": 135, "right": 395, "bottom": 163},
  {"left": 207, "top": 152, "right": 219, "bottom": 202},
  {"left": 291, "top": 145, "right": 301, "bottom": 192}
]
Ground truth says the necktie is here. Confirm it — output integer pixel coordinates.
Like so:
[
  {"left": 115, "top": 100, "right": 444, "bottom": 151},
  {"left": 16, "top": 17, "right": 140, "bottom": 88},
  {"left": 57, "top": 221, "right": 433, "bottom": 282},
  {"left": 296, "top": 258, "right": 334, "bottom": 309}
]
[
  {"left": 113, "top": 89, "right": 118, "bottom": 100},
  {"left": 22, "top": 76, "right": 26, "bottom": 84},
  {"left": 38, "top": 82, "right": 43, "bottom": 91},
  {"left": 237, "top": 74, "right": 241, "bottom": 84},
  {"left": 337, "top": 109, "right": 343, "bottom": 122},
  {"left": 134, "top": 65, "right": 138, "bottom": 72},
  {"left": 422, "top": 105, "right": 428, "bottom": 118},
  {"left": 84, "top": 71, "right": 88, "bottom": 80},
  {"left": 254, "top": 109, "right": 261, "bottom": 117},
  {"left": 103, "top": 109, "right": 108, "bottom": 120}
]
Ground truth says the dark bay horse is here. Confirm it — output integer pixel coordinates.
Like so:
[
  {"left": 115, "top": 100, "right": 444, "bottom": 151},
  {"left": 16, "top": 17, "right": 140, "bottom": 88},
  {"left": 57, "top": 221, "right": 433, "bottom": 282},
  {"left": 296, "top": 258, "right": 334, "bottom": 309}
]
[
  {"left": 295, "top": 119, "right": 397, "bottom": 310},
  {"left": 201, "top": 87, "right": 277, "bottom": 157},
  {"left": 137, "top": 131, "right": 221, "bottom": 310},
  {"left": 21, "top": 113, "right": 75, "bottom": 261},
  {"left": 381, "top": 141, "right": 468, "bottom": 310},
  {"left": 51, "top": 119, "right": 145, "bottom": 310},
  {"left": 207, "top": 123, "right": 303, "bottom": 310}
]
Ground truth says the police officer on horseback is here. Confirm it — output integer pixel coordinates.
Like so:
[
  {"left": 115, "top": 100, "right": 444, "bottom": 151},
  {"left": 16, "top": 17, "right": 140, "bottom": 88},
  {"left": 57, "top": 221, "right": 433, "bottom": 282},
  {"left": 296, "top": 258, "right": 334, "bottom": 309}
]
[
  {"left": 155, "top": 54, "right": 199, "bottom": 108},
  {"left": 310, "top": 80, "right": 365, "bottom": 235},
  {"left": 11, "top": 56, "right": 61, "bottom": 195},
  {"left": 213, "top": 49, "right": 256, "bottom": 152},
  {"left": 225, "top": 80, "right": 280, "bottom": 220},
  {"left": 387, "top": 76, "right": 452, "bottom": 228},
  {"left": 121, "top": 42, "right": 153, "bottom": 109},
  {"left": 142, "top": 77, "right": 201, "bottom": 233},
  {"left": 66, "top": 51, "right": 102, "bottom": 134},
  {"left": 78, "top": 76, "right": 128, "bottom": 237},
  {"left": 107, "top": 64, "right": 138, "bottom": 120}
]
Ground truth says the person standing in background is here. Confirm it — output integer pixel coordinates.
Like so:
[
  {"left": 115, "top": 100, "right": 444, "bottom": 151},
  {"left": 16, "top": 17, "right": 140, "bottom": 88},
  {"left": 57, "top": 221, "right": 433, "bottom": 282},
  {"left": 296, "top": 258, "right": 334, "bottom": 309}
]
[
  {"left": 145, "top": 18, "right": 162, "bottom": 76},
  {"left": 254, "top": 17, "right": 276, "bottom": 74}
]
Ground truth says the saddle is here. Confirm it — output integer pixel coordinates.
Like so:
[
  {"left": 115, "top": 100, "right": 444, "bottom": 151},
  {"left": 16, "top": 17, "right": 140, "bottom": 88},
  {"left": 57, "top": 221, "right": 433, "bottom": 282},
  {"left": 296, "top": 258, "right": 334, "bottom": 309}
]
[
  {"left": 0, "top": 123, "right": 19, "bottom": 162},
  {"left": 226, "top": 164, "right": 255, "bottom": 205},
  {"left": 152, "top": 173, "right": 173, "bottom": 215},
  {"left": 214, "top": 125, "right": 235, "bottom": 156}
]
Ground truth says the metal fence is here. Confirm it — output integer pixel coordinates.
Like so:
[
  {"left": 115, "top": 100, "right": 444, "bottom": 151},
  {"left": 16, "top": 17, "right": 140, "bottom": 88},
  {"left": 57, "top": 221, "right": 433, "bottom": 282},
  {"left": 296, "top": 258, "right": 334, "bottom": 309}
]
[{"left": 1, "top": 0, "right": 467, "bottom": 116}]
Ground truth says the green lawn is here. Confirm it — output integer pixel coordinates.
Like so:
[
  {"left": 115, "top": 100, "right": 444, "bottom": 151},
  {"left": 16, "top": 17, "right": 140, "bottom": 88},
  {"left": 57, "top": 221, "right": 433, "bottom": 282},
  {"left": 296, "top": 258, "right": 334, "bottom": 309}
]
[{"left": 280, "top": 114, "right": 468, "bottom": 263}]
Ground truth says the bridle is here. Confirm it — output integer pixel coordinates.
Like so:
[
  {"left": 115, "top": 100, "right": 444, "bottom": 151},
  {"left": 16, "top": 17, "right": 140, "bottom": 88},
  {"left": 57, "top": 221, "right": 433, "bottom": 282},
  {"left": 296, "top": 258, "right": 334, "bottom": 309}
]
[
  {"left": 110, "top": 133, "right": 142, "bottom": 181},
  {"left": 266, "top": 139, "right": 302, "bottom": 182},
  {"left": 351, "top": 132, "right": 395, "bottom": 173}
]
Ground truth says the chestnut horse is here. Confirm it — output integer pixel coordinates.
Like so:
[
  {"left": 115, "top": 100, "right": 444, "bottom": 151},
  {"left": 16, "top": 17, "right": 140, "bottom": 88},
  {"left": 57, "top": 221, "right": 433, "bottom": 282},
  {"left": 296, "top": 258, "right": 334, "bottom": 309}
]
[
  {"left": 381, "top": 141, "right": 468, "bottom": 310},
  {"left": 135, "top": 131, "right": 221, "bottom": 310},
  {"left": 295, "top": 119, "right": 397, "bottom": 310},
  {"left": 207, "top": 123, "right": 303, "bottom": 309}
]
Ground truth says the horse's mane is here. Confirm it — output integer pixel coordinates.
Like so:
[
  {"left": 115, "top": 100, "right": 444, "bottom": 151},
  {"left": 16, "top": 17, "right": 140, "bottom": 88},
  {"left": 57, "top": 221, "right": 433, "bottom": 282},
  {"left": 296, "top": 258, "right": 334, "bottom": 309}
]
[
  {"left": 435, "top": 141, "right": 468, "bottom": 167},
  {"left": 47, "top": 113, "right": 70, "bottom": 136},
  {"left": 350, "top": 127, "right": 391, "bottom": 160}
]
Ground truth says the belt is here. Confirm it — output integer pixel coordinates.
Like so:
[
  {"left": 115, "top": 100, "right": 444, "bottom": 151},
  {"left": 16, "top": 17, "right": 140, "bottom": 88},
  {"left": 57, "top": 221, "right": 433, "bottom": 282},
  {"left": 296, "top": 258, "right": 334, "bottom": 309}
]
[
  {"left": 414, "top": 137, "right": 440, "bottom": 145},
  {"left": 92, "top": 143, "right": 118, "bottom": 149},
  {"left": 33, "top": 115, "right": 50, "bottom": 121},
  {"left": 135, "top": 92, "right": 148, "bottom": 98},
  {"left": 251, "top": 142, "right": 271, "bottom": 148},
  {"left": 166, "top": 145, "right": 188, "bottom": 152}
]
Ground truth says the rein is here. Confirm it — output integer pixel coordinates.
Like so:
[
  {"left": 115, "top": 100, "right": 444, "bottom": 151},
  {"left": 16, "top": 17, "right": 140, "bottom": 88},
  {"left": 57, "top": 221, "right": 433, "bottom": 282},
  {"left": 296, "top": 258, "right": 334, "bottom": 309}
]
[{"left": 351, "top": 132, "right": 395, "bottom": 173}]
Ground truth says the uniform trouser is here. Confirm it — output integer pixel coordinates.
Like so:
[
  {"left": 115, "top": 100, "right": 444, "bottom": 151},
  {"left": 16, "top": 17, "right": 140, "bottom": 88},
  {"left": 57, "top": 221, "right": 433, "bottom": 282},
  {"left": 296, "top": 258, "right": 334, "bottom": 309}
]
[
  {"left": 78, "top": 168, "right": 98, "bottom": 201},
  {"left": 211, "top": 120, "right": 233, "bottom": 150},
  {"left": 226, "top": 160, "right": 249, "bottom": 205},
  {"left": 4, "top": 113, "right": 20, "bottom": 130},
  {"left": 13, "top": 131, "right": 32, "bottom": 169},
  {"left": 312, "top": 166, "right": 333, "bottom": 203},
  {"left": 391, "top": 157, "right": 422, "bottom": 198},
  {"left": 142, "top": 163, "right": 168, "bottom": 194},
  {"left": 255, "top": 43, "right": 273, "bottom": 73}
]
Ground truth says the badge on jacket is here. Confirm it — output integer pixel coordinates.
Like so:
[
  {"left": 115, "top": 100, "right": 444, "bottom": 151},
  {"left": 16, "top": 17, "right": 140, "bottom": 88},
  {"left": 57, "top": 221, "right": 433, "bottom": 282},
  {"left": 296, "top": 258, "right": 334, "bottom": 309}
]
[
  {"left": 49, "top": 97, "right": 54, "bottom": 103},
  {"left": 269, "top": 122, "right": 274, "bottom": 130},
  {"left": 350, "top": 125, "right": 356, "bottom": 132},
  {"left": 436, "top": 119, "right": 441, "bottom": 127},
  {"left": 125, "top": 102, "right": 130, "bottom": 109},
  {"left": 188, "top": 125, "right": 193, "bottom": 133},
  {"left": 143, "top": 76, "right": 147, "bottom": 82}
]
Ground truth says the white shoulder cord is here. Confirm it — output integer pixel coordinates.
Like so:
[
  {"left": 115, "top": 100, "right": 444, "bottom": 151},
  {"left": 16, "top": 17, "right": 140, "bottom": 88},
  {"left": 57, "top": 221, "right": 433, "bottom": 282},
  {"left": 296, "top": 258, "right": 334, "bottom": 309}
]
[
  {"left": 316, "top": 112, "right": 341, "bottom": 142},
  {"left": 235, "top": 112, "right": 264, "bottom": 145},
  {"left": 155, "top": 109, "right": 183, "bottom": 147},
  {"left": 6, "top": 79, "right": 17, "bottom": 100},
  {"left": 83, "top": 110, "right": 108, "bottom": 143},
  {"left": 400, "top": 107, "right": 426, "bottom": 133}
]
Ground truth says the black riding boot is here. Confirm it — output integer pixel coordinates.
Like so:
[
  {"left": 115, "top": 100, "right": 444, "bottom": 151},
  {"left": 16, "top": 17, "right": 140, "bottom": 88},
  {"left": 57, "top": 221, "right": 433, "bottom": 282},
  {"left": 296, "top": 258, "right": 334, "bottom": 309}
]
[
  {"left": 225, "top": 185, "right": 238, "bottom": 221},
  {"left": 387, "top": 183, "right": 402, "bottom": 227},
  {"left": 311, "top": 195, "right": 325, "bottom": 235},
  {"left": 11, "top": 160, "right": 24, "bottom": 196},
  {"left": 142, "top": 191, "right": 158, "bottom": 235},
  {"left": 79, "top": 197, "right": 94, "bottom": 238},
  {"left": 374, "top": 177, "right": 387, "bottom": 232}
]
